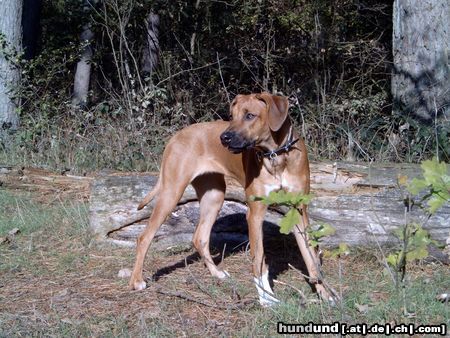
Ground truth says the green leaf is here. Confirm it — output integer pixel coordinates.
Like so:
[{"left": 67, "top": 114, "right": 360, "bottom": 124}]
[
  {"left": 291, "top": 193, "right": 313, "bottom": 205},
  {"left": 329, "top": 242, "right": 350, "bottom": 258},
  {"left": 421, "top": 158, "right": 447, "bottom": 186},
  {"left": 309, "top": 239, "right": 319, "bottom": 247},
  {"left": 279, "top": 208, "right": 300, "bottom": 234},
  {"left": 427, "top": 195, "right": 448, "bottom": 214},
  {"left": 250, "top": 191, "right": 313, "bottom": 207},
  {"left": 310, "top": 222, "right": 336, "bottom": 239},
  {"left": 407, "top": 178, "right": 428, "bottom": 195},
  {"left": 268, "top": 190, "right": 283, "bottom": 203},
  {"left": 386, "top": 253, "right": 399, "bottom": 267},
  {"left": 338, "top": 242, "right": 350, "bottom": 255},
  {"left": 389, "top": 223, "right": 437, "bottom": 266},
  {"left": 407, "top": 158, "right": 450, "bottom": 213},
  {"left": 406, "top": 246, "right": 429, "bottom": 261}
]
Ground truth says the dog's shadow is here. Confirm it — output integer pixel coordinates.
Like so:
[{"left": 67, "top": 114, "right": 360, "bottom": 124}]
[{"left": 151, "top": 213, "right": 310, "bottom": 285}]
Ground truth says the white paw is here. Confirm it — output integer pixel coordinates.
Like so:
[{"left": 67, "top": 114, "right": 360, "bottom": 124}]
[
  {"left": 221, "top": 270, "right": 231, "bottom": 279},
  {"left": 133, "top": 281, "right": 147, "bottom": 291},
  {"left": 216, "top": 270, "right": 231, "bottom": 279},
  {"left": 258, "top": 291, "right": 280, "bottom": 307},
  {"left": 254, "top": 272, "right": 280, "bottom": 307}
]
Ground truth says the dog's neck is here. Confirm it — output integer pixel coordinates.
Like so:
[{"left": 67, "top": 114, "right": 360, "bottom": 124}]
[{"left": 256, "top": 119, "right": 298, "bottom": 162}]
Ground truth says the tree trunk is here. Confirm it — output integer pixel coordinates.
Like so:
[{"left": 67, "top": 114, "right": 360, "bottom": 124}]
[
  {"left": 72, "top": 24, "right": 94, "bottom": 107},
  {"left": 392, "top": 0, "right": 450, "bottom": 121},
  {"left": 72, "top": 0, "right": 94, "bottom": 108},
  {"left": 141, "top": 12, "right": 159, "bottom": 76},
  {"left": 0, "top": 0, "right": 23, "bottom": 145},
  {"left": 88, "top": 162, "right": 450, "bottom": 250}
]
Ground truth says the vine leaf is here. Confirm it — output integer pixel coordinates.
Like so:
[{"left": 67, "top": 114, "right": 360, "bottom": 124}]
[{"left": 279, "top": 208, "right": 300, "bottom": 234}]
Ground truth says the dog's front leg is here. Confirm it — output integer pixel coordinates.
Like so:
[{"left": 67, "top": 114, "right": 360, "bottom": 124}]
[{"left": 247, "top": 200, "right": 280, "bottom": 307}]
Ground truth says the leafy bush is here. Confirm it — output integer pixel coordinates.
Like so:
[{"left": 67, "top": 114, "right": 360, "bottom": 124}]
[
  {"left": 387, "top": 158, "right": 449, "bottom": 284},
  {"left": 407, "top": 158, "right": 450, "bottom": 213}
]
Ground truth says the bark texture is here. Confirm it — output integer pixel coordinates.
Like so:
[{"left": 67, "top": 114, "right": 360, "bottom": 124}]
[
  {"left": 392, "top": 0, "right": 450, "bottom": 120},
  {"left": 0, "top": 0, "right": 22, "bottom": 142},
  {"left": 72, "top": 0, "right": 96, "bottom": 107},
  {"left": 141, "top": 12, "right": 159, "bottom": 75},
  {"left": 72, "top": 24, "right": 94, "bottom": 107}
]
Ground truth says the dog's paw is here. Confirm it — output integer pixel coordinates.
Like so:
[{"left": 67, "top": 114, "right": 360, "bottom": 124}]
[
  {"left": 254, "top": 272, "right": 280, "bottom": 307},
  {"left": 210, "top": 269, "right": 230, "bottom": 279},
  {"left": 217, "top": 270, "right": 231, "bottom": 279},
  {"left": 258, "top": 292, "right": 280, "bottom": 307},
  {"left": 316, "top": 284, "right": 340, "bottom": 306},
  {"left": 130, "top": 280, "right": 147, "bottom": 291}
]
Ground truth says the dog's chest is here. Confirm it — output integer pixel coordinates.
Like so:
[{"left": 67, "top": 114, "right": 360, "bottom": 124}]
[{"left": 263, "top": 173, "right": 298, "bottom": 195}]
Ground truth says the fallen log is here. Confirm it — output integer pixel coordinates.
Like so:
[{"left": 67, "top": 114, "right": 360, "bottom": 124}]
[
  {"left": 88, "top": 162, "right": 450, "bottom": 251},
  {"left": 0, "top": 165, "right": 92, "bottom": 203}
]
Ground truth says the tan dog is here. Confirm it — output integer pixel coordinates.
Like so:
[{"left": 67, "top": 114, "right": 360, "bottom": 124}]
[{"left": 129, "top": 93, "right": 334, "bottom": 306}]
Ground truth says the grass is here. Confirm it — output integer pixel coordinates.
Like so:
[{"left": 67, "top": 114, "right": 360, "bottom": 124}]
[{"left": 0, "top": 189, "right": 449, "bottom": 337}]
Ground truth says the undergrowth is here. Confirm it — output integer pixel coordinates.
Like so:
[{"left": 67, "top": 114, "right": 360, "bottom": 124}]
[{"left": 1, "top": 1, "right": 448, "bottom": 172}]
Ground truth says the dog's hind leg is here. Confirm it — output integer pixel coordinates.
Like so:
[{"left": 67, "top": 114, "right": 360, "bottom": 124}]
[
  {"left": 191, "top": 173, "right": 229, "bottom": 279},
  {"left": 129, "top": 178, "right": 190, "bottom": 291}
]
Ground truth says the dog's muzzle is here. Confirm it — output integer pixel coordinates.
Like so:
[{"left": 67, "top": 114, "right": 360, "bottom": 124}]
[{"left": 220, "top": 131, "right": 255, "bottom": 154}]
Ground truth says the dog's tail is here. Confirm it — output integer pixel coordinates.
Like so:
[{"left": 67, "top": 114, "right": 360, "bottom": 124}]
[{"left": 137, "top": 180, "right": 161, "bottom": 210}]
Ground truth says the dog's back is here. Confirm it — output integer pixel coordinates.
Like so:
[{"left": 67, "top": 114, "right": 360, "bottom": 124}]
[{"left": 138, "top": 120, "right": 244, "bottom": 210}]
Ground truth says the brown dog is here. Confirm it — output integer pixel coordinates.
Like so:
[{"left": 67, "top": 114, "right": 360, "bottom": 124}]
[{"left": 129, "top": 93, "right": 334, "bottom": 306}]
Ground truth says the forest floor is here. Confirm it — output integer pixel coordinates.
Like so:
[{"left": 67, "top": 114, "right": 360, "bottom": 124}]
[{"left": 0, "top": 167, "right": 449, "bottom": 337}]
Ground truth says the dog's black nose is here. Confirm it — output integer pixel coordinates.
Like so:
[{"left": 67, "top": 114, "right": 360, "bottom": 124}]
[{"left": 220, "top": 131, "right": 233, "bottom": 145}]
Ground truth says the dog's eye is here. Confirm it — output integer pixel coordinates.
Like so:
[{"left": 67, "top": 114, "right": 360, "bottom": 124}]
[{"left": 245, "top": 113, "right": 256, "bottom": 121}]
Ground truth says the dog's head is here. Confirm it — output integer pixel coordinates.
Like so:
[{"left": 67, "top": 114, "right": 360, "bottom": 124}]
[{"left": 220, "top": 93, "right": 289, "bottom": 153}]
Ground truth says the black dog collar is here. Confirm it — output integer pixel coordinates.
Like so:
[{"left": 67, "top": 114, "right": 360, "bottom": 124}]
[{"left": 257, "top": 126, "right": 300, "bottom": 160}]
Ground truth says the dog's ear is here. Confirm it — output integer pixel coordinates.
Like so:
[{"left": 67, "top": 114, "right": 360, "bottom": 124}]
[
  {"left": 229, "top": 95, "right": 241, "bottom": 115},
  {"left": 257, "top": 93, "right": 289, "bottom": 131}
]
